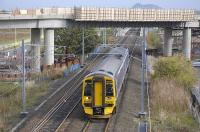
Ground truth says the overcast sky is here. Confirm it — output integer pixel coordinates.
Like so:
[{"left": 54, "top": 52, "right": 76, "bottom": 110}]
[{"left": 1, "top": 0, "right": 200, "bottom": 10}]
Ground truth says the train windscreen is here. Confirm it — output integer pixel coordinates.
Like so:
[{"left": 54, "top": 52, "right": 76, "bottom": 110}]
[
  {"left": 84, "top": 80, "right": 92, "bottom": 96},
  {"left": 106, "top": 84, "right": 113, "bottom": 96}
]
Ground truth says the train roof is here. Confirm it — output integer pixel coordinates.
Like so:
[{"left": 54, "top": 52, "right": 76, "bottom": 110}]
[{"left": 86, "top": 47, "right": 129, "bottom": 78}]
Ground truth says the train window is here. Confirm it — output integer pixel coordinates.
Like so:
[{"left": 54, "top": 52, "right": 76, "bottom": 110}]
[
  {"left": 84, "top": 82, "right": 92, "bottom": 96},
  {"left": 106, "top": 84, "right": 113, "bottom": 96}
]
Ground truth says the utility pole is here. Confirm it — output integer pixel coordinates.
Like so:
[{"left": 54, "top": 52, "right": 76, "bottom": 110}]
[
  {"left": 81, "top": 27, "right": 85, "bottom": 66},
  {"left": 105, "top": 28, "right": 107, "bottom": 44},
  {"left": 21, "top": 40, "right": 28, "bottom": 116},
  {"left": 102, "top": 28, "right": 104, "bottom": 44},
  {"left": 139, "top": 28, "right": 147, "bottom": 117},
  {"left": 15, "top": 28, "right": 16, "bottom": 47}
]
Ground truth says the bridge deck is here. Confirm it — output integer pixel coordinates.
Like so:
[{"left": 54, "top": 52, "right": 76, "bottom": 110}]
[{"left": 0, "top": 7, "right": 199, "bottom": 28}]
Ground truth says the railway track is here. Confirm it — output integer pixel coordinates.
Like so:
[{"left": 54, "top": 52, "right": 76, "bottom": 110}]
[
  {"left": 30, "top": 29, "right": 140, "bottom": 132},
  {"left": 52, "top": 29, "right": 141, "bottom": 132},
  {"left": 30, "top": 54, "right": 105, "bottom": 132},
  {"left": 82, "top": 118, "right": 111, "bottom": 132},
  {"left": 32, "top": 82, "right": 83, "bottom": 132}
]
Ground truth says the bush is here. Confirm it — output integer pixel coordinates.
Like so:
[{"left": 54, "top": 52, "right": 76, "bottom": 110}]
[
  {"left": 150, "top": 55, "right": 199, "bottom": 131},
  {"left": 152, "top": 55, "right": 197, "bottom": 90}
]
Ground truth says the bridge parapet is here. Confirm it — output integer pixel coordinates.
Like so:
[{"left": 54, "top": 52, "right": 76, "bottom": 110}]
[
  {"left": 12, "top": 8, "right": 74, "bottom": 18},
  {"left": 74, "top": 7, "right": 195, "bottom": 22},
  {"left": 0, "top": 7, "right": 196, "bottom": 22}
]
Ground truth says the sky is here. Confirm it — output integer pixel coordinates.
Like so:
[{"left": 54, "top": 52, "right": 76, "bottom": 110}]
[{"left": 1, "top": 0, "right": 200, "bottom": 10}]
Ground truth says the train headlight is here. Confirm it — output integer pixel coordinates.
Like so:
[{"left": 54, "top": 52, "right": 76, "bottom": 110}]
[
  {"left": 106, "top": 97, "right": 111, "bottom": 100},
  {"left": 85, "top": 96, "right": 90, "bottom": 101}
]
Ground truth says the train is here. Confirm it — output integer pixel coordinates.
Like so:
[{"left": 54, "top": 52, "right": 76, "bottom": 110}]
[{"left": 82, "top": 46, "right": 130, "bottom": 118}]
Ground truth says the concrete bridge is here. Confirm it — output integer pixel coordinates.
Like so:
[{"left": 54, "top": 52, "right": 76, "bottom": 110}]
[{"left": 0, "top": 7, "right": 200, "bottom": 71}]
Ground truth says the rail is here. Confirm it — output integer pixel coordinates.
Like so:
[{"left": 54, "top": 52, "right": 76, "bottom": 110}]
[
  {"left": 82, "top": 118, "right": 111, "bottom": 132},
  {"left": 31, "top": 54, "right": 102, "bottom": 132}
]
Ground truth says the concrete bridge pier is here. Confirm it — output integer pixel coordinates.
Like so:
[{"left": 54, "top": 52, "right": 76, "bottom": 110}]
[
  {"left": 183, "top": 28, "right": 192, "bottom": 60},
  {"left": 44, "top": 29, "right": 54, "bottom": 66},
  {"left": 163, "top": 28, "right": 173, "bottom": 56},
  {"left": 31, "top": 28, "right": 41, "bottom": 72}
]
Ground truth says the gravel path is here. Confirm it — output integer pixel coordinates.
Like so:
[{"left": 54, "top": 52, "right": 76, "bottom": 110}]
[{"left": 107, "top": 59, "right": 142, "bottom": 132}]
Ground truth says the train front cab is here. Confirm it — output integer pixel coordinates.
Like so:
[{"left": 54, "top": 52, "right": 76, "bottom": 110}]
[{"left": 82, "top": 75, "right": 116, "bottom": 118}]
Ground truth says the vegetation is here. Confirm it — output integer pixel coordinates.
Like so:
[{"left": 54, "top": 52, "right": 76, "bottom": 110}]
[
  {"left": 152, "top": 55, "right": 197, "bottom": 90},
  {"left": 0, "top": 60, "right": 77, "bottom": 131},
  {"left": 54, "top": 27, "right": 116, "bottom": 55},
  {"left": 146, "top": 29, "right": 161, "bottom": 49},
  {"left": 103, "top": 28, "right": 116, "bottom": 44},
  {"left": 0, "top": 27, "right": 104, "bottom": 131},
  {"left": 55, "top": 27, "right": 101, "bottom": 55},
  {"left": 150, "top": 55, "right": 199, "bottom": 131},
  {"left": 0, "top": 80, "right": 50, "bottom": 131}
]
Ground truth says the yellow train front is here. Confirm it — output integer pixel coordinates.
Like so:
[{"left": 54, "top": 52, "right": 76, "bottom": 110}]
[
  {"left": 82, "top": 74, "right": 116, "bottom": 118},
  {"left": 82, "top": 47, "right": 129, "bottom": 118}
]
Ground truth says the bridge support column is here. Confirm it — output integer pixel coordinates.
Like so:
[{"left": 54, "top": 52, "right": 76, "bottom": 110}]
[
  {"left": 31, "top": 28, "right": 41, "bottom": 72},
  {"left": 44, "top": 29, "right": 54, "bottom": 66},
  {"left": 183, "top": 28, "right": 191, "bottom": 60},
  {"left": 163, "top": 28, "right": 173, "bottom": 56}
]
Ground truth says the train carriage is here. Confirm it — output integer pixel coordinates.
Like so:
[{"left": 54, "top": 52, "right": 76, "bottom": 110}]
[{"left": 82, "top": 47, "right": 130, "bottom": 118}]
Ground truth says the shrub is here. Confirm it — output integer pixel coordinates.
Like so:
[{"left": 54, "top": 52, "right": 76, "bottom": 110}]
[
  {"left": 150, "top": 55, "right": 199, "bottom": 131},
  {"left": 152, "top": 55, "right": 197, "bottom": 90}
]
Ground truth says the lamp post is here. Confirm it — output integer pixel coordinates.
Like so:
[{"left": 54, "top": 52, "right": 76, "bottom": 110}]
[
  {"left": 81, "top": 27, "right": 85, "bottom": 66},
  {"left": 21, "top": 40, "right": 28, "bottom": 116}
]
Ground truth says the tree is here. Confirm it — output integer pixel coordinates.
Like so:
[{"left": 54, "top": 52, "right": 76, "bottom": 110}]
[
  {"left": 146, "top": 30, "right": 161, "bottom": 49},
  {"left": 54, "top": 27, "right": 101, "bottom": 55}
]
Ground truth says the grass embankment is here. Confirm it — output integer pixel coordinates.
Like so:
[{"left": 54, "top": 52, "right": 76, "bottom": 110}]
[
  {"left": 150, "top": 55, "right": 199, "bottom": 131},
  {"left": 0, "top": 80, "right": 50, "bottom": 131},
  {"left": 0, "top": 63, "right": 77, "bottom": 131}
]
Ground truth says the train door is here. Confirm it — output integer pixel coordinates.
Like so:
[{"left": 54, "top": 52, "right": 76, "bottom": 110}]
[
  {"left": 94, "top": 81, "right": 103, "bottom": 106},
  {"left": 92, "top": 77, "right": 105, "bottom": 115}
]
